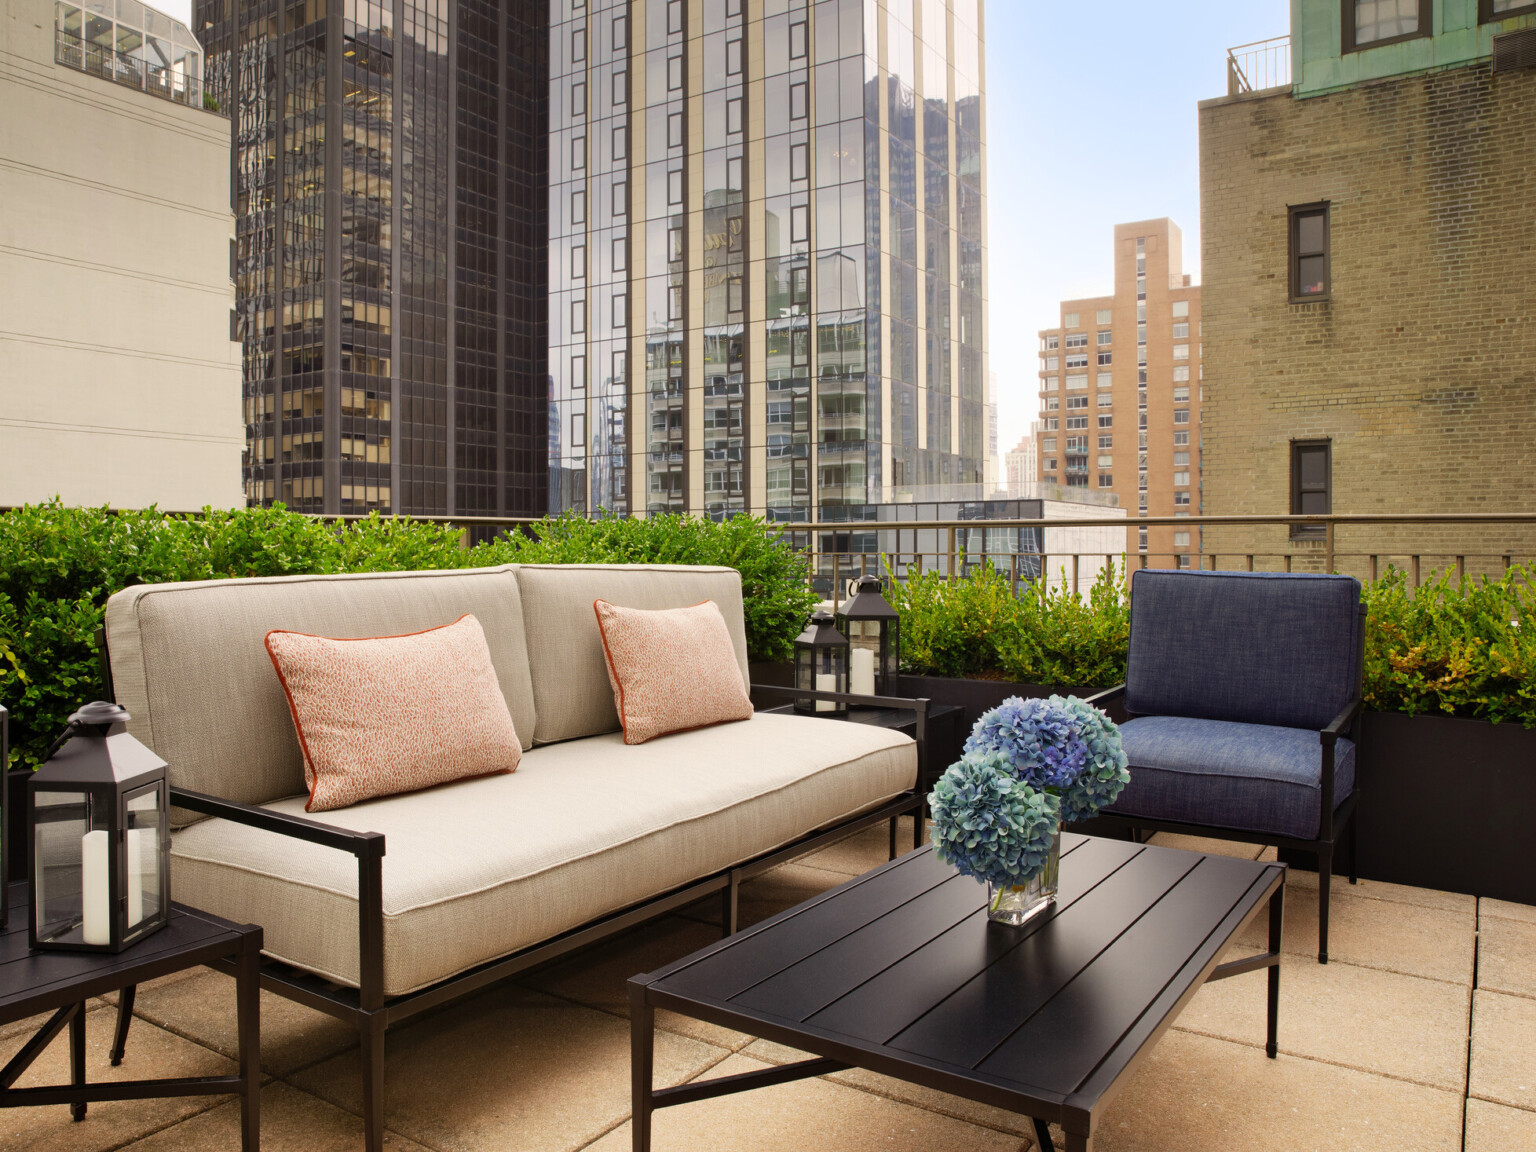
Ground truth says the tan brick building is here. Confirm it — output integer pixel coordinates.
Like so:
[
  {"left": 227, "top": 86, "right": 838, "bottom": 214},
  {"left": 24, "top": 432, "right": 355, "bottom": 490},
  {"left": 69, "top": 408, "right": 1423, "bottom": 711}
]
[
  {"left": 1199, "top": 7, "right": 1536, "bottom": 576},
  {"left": 1037, "top": 220, "right": 1201, "bottom": 566}
]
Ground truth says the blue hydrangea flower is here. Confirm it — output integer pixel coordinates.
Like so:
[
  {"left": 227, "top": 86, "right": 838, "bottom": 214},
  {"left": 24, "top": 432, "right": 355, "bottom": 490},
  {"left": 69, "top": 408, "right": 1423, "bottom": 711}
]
[
  {"left": 1050, "top": 694, "right": 1131, "bottom": 824},
  {"left": 928, "top": 751, "right": 1061, "bottom": 888}
]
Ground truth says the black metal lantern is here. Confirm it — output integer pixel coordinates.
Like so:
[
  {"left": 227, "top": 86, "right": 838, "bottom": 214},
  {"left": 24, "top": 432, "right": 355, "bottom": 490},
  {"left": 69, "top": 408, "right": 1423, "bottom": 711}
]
[
  {"left": 29, "top": 702, "right": 170, "bottom": 953},
  {"left": 837, "top": 575, "right": 901, "bottom": 697},
  {"left": 793, "top": 610, "right": 849, "bottom": 717}
]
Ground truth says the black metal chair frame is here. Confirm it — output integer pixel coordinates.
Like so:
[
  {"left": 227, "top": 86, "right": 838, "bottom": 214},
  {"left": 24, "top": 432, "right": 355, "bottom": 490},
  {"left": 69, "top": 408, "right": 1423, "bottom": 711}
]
[
  {"left": 1081, "top": 602, "right": 1366, "bottom": 964},
  {"left": 104, "top": 652, "right": 927, "bottom": 1152}
]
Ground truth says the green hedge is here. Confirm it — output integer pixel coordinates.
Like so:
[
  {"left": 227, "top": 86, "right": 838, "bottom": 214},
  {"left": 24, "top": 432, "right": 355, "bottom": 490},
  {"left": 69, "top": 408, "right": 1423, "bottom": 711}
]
[
  {"left": 890, "top": 560, "right": 1536, "bottom": 728},
  {"left": 0, "top": 503, "right": 817, "bottom": 769}
]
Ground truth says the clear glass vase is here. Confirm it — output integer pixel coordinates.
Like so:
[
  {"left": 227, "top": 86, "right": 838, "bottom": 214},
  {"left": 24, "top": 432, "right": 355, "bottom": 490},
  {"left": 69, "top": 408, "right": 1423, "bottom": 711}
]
[{"left": 986, "top": 826, "right": 1062, "bottom": 926}]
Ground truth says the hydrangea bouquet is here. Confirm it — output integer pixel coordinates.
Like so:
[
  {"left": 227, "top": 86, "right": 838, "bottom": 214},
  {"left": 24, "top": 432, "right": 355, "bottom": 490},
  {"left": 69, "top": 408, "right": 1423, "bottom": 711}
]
[{"left": 928, "top": 695, "right": 1130, "bottom": 924}]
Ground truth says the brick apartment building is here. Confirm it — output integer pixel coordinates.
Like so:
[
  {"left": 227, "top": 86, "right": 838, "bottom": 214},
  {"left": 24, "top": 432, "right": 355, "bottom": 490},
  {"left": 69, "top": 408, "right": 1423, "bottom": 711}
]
[
  {"left": 1198, "top": 2, "right": 1536, "bottom": 575},
  {"left": 1037, "top": 219, "right": 1201, "bottom": 566}
]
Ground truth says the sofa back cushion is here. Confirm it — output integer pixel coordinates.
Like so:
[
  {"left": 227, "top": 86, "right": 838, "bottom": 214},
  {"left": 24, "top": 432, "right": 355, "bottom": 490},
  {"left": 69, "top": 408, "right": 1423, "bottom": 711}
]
[
  {"left": 105, "top": 566, "right": 534, "bottom": 821},
  {"left": 515, "top": 564, "right": 750, "bottom": 744},
  {"left": 1124, "top": 570, "right": 1363, "bottom": 731}
]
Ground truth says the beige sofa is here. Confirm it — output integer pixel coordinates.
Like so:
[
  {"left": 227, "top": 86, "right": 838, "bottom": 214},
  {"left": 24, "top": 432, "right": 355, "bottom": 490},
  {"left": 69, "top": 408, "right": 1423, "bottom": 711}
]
[{"left": 103, "top": 563, "right": 922, "bottom": 1151}]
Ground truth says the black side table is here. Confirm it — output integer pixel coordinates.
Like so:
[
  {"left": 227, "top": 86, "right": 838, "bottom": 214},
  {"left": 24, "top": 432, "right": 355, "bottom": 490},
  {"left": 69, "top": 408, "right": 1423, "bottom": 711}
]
[
  {"left": 0, "top": 881, "right": 261, "bottom": 1148},
  {"left": 760, "top": 702, "right": 965, "bottom": 791}
]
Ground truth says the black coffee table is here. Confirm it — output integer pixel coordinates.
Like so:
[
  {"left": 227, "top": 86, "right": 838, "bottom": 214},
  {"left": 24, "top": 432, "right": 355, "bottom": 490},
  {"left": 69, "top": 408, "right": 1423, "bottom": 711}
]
[{"left": 629, "top": 834, "right": 1284, "bottom": 1151}]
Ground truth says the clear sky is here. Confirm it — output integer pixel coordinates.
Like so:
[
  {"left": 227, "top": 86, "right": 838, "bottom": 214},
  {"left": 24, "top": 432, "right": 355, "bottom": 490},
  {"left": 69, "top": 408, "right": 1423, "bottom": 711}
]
[
  {"left": 985, "top": 0, "right": 1289, "bottom": 454},
  {"left": 155, "top": 0, "right": 1291, "bottom": 460}
]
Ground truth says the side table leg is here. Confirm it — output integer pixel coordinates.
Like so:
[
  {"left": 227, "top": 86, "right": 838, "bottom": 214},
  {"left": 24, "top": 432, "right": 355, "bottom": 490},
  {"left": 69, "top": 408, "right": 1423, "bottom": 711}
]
[
  {"left": 69, "top": 1001, "right": 86, "bottom": 1122},
  {"left": 1031, "top": 1117, "right": 1053, "bottom": 1150},
  {"left": 236, "top": 945, "right": 262, "bottom": 1151},
  {"left": 628, "top": 984, "right": 655, "bottom": 1152},
  {"left": 110, "top": 985, "right": 136, "bottom": 1067},
  {"left": 1064, "top": 1132, "right": 1093, "bottom": 1152},
  {"left": 1267, "top": 880, "right": 1284, "bottom": 1059}
]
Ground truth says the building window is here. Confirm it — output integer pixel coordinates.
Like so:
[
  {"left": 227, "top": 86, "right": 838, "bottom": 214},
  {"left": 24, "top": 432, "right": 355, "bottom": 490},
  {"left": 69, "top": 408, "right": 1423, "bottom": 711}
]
[
  {"left": 1096, "top": 384, "right": 1112, "bottom": 401},
  {"left": 1176, "top": 554, "right": 1192, "bottom": 569},
  {"left": 1042, "top": 437, "right": 1056, "bottom": 452},
  {"left": 1098, "top": 415, "right": 1113, "bottom": 429},
  {"left": 727, "top": 97, "right": 742, "bottom": 134},
  {"left": 1096, "top": 309, "right": 1112, "bottom": 324},
  {"left": 1481, "top": 0, "right": 1536, "bottom": 21},
  {"left": 1346, "top": 0, "right": 1431, "bottom": 51},
  {"left": 1137, "top": 323, "right": 1147, "bottom": 346},
  {"left": 1290, "top": 203, "right": 1331, "bottom": 300},
  {"left": 1174, "top": 451, "right": 1190, "bottom": 467},
  {"left": 571, "top": 25, "right": 586, "bottom": 61},
  {"left": 1043, "top": 334, "right": 1059, "bottom": 350},
  {"left": 571, "top": 136, "right": 586, "bottom": 169},
  {"left": 1043, "top": 458, "right": 1057, "bottom": 472},
  {"left": 1174, "top": 430, "right": 1189, "bottom": 446},
  {"left": 790, "top": 20, "right": 807, "bottom": 57},
  {"left": 667, "top": 0, "right": 683, "bottom": 33},
  {"left": 1065, "top": 333, "right": 1088, "bottom": 349},
  {"left": 668, "top": 112, "right": 684, "bottom": 148},
  {"left": 726, "top": 36, "right": 742, "bottom": 74},
  {"left": 613, "top": 294, "right": 627, "bottom": 326},
  {"left": 1065, "top": 374, "right": 1088, "bottom": 390},
  {"left": 1063, "top": 312, "right": 1080, "bottom": 327},
  {"left": 790, "top": 81, "right": 807, "bottom": 119},
  {"left": 571, "top": 189, "right": 586, "bottom": 224},
  {"left": 613, "top": 182, "right": 628, "bottom": 215},
  {"left": 1098, "top": 474, "right": 1114, "bottom": 488},
  {"left": 613, "top": 125, "right": 628, "bottom": 159},
  {"left": 1066, "top": 416, "right": 1089, "bottom": 430},
  {"left": 1045, "top": 396, "right": 1059, "bottom": 410},
  {"left": 1066, "top": 353, "right": 1088, "bottom": 369},
  {"left": 1174, "top": 531, "right": 1190, "bottom": 547},
  {"left": 1098, "top": 434, "right": 1113, "bottom": 448},
  {"left": 790, "top": 143, "right": 808, "bottom": 181},
  {"left": 1097, "top": 351, "right": 1112, "bottom": 366},
  {"left": 1174, "top": 492, "right": 1190, "bottom": 507},
  {"left": 1173, "top": 387, "right": 1189, "bottom": 402},
  {"left": 1172, "top": 344, "right": 1189, "bottom": 360},
  {"left": 571, "top": 299, "right": 586, "bottom": 334},
  {"left": 1173, "top": 471, "right": 1190, "bottom": 487},
  {"left": 667, "top": 54, "right": 683, "bottom": 90},
  {"left": 1043, "top": 417, "right": 1058, "bottom": 430},
  {"left": 1172, "top": 300, "right": 1189, "bottom": 318},
  {"left": 1066, "top": 395, "right": 1089, "bottom": 409},
  {"left": 1041, "top": 356, "right": 1058, "bottom": 371},
  {"left": 667, "top": 285, "right": 684, "bottom": 321},
  {"left": 667, "top": 170, "right": 683, "bottom": 205},
  {"left": 790, "top": 204, "right": 808, "bottom": 243},
  {"left": 1291, "top": 439, "right": 1332, "bottom": 537},
  {"left": 1172, "top": 323, "right": 1189, "bottom": 340},
  {"left": 1173, "top": 409, "right": 1189, "bottom": 424},
  {"left": 1173, "top": 365, "right": 1190, "bottom": 382},
  {"left": 1097, "top": 330, "right": 1112, "bottom": 346}
]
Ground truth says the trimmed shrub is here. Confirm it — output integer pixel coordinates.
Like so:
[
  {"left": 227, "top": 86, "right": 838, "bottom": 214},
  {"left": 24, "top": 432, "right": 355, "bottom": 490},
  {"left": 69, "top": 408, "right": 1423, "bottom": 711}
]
[{"left": 0, "top": 504, "right": 817, "bottom": 769}]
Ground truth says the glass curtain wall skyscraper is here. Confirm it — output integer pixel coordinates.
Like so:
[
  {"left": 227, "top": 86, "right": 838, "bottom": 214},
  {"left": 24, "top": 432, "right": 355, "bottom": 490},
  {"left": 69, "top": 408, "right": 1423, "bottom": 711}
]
[
  {"left": 202, "top": 0, "right": 549, "bottom": 517},
  {"left": 548, "top": 0, "right": 986, "bottom": 520}
]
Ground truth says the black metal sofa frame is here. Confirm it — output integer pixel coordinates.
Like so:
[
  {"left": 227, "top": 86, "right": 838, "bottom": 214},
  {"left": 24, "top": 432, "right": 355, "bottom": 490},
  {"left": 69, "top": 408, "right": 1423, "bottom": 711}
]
[{"left": 101, "top": 640, "right": 926, "bottom": 1152}]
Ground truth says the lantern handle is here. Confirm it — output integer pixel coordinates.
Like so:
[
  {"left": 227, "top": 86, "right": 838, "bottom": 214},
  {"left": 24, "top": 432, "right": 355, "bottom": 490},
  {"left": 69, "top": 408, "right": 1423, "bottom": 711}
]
[{"left": 41, "top": 701, "right": 131, "bottom": 760}]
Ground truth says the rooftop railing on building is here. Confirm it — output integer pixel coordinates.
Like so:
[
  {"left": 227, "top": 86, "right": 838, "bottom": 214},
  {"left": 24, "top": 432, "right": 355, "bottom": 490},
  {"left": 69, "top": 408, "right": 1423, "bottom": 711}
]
[
  {"left": 54, "top": 27, "right": 208, "bottom": 111},
  {"left": 1227, "top": 35, "right": 1291, "bottom": 96}
]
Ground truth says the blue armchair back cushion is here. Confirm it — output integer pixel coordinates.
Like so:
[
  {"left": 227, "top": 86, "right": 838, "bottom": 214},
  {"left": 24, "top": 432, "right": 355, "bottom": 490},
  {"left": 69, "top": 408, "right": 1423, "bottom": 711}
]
[{"left": 1124, "top": 570, "right": 1363, "bottom": 731}]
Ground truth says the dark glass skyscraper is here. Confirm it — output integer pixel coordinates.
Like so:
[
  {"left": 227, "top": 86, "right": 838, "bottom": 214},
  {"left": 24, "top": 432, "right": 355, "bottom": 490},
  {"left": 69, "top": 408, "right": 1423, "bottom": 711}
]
[{"left": 202, "top": 0, "right": 549, "bottom": 516}]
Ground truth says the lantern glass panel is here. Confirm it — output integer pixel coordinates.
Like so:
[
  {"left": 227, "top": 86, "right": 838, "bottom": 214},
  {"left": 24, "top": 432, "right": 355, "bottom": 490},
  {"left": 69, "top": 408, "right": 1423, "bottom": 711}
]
[
  {"left": 125, "top": 784, "right": 163, "bottom": 933},
  {"left": 33, "top": 790, "right": 106, "bottom": 947},
  {"left": 880, "top": 618, "right": 901, "bottom": 688}
]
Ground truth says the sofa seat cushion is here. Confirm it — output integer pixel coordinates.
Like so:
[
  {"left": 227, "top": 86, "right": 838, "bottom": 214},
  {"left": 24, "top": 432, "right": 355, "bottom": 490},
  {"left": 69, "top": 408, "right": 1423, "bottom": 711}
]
[
  {"left": 1102, "top": 716, "right": 1355, "bottom": 841},
  {"left": 168, "top": 712, "right": 916, "bottom": 997}
]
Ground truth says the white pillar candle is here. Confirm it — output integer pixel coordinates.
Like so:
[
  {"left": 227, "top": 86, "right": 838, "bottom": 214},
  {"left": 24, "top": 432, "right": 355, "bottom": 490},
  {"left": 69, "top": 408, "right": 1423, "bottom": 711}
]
[
  {"left": 850, "top": 648, "right": 876, "bottom": 697},
  {"left": 815, "top": 672, "right": 836, "bottom": 712},
  {"left": 127, "top": 828, "right": 145, "bottom": 927},
  {"left": 81, "top": 829, "right": 111, "bottom": 946}
]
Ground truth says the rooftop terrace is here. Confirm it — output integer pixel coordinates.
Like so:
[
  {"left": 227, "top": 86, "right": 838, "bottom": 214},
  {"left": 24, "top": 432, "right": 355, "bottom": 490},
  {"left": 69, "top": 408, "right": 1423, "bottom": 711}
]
[{"left": 4, "top": 822, "right": 1532, "bottom": 1152}]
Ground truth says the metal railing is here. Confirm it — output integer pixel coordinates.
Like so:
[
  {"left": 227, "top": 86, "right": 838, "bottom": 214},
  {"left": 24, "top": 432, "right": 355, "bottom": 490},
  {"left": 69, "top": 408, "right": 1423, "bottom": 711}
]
[
  {"left": 54, "top": 29, "right": 207, "bottom": 111},
  {"left": 1228, "top": 35, "right": 1291, "bottom": 96},
  {"left": 299, "top": 510, "right": 1536, "bottom": 607}
]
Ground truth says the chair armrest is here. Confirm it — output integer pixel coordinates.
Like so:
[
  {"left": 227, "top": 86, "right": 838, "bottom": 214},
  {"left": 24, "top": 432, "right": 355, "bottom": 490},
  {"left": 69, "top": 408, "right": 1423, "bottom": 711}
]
[
  {"left": 171, "top": 787, "right": 386, "bottom": 859},
  {"left": 1083, "top": 684, "right": 1126, "bottom": 709},
  {"left": 1319, "top": 699, "right": 1363, "bottom": 746}
]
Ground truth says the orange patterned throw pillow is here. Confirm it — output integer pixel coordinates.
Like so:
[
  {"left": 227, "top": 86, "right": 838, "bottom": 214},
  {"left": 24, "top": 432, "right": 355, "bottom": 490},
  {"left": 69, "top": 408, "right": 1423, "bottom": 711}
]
[
  {"left": 265, "top": 614, "right": 522, "bottom": 812},
  {"left": 594, "top": 599, "right": 754, "bottom": 745}
]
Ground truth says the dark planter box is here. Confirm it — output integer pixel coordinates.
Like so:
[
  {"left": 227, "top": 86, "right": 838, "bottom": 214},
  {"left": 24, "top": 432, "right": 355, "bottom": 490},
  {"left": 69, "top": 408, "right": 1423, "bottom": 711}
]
[
  {"left": 1353, "top": 711, "right": 1536, "bottom": 905},
  {"left": 6, "top": 766, "right": 26, "bottom": 887}
]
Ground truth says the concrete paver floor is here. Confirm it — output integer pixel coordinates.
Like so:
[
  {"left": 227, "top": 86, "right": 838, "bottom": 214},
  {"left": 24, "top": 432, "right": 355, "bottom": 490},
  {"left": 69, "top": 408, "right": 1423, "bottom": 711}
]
[{"left": 3, "top": 822, "right": 1529, "bottom": 1152}]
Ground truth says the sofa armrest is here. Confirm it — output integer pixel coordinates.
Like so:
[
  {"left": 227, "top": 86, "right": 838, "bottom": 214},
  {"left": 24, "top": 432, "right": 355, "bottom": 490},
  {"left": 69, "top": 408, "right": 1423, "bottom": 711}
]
[
  {"left": 170, "top": 786, "right": 389, "bottom": 1011},
  {"left": 171, "top": 787, "right": 385, "bottom": 858}
]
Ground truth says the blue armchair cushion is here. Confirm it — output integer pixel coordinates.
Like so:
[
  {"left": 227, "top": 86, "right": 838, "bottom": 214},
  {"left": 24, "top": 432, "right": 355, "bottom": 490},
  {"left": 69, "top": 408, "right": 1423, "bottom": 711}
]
[
  {"left": 1104, "top": 716, "right": 1356, "bottom": 841},
  {"left": 1124, "top": 570, "right": 1363, "bottom": 731}
]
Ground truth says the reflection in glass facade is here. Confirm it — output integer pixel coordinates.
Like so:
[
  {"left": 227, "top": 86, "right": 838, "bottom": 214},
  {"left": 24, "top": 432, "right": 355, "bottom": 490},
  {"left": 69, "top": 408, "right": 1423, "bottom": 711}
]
[
  {"left": 549, "top": 0, "right": 986, "bottom": 521},
  {"left": 204, "top": 0, "right": 548, "bottom": 516}
]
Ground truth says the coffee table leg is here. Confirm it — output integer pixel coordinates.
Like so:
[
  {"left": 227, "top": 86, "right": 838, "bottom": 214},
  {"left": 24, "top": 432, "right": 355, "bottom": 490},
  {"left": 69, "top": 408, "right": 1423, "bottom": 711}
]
[
  {"left": 629, "top": 984, "right": 654, "bottom": 1152},
  {"left": 236, "top": 940, "right": 262, "bottom": 1151},
  {"left": 69, "top": 1001, "right": 86, "bottom": 1121},
  {"left": 1031, "top": 1117, "right": 1053, "bottom": 1150},
  {"left": 1267, "top": 879, "right": 1284, "bottom": 1059},
  {"left": 1064, "top": 1132, "right": 1093, "bottom": 1151}
]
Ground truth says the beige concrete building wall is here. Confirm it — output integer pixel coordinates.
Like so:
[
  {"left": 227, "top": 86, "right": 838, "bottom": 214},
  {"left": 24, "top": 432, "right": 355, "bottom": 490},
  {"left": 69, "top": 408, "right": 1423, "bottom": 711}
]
[
  {"left": 0, "top": 0, "right": 240, "bottom": 511},
  {"left": 1198, "top": 62, "right": 1536, "bottom": 577},
  {"left": 1036, "top": 218, "right": 1201, "bottom": 568}
]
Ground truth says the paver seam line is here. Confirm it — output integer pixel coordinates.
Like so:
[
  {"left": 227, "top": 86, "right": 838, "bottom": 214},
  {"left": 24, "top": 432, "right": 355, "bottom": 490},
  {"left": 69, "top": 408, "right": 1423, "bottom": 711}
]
[
  {"left": 1467, "top": 1092, "right": 1536, "bottom": 1115},
  {"left": 1166, "top": 1021, "right": 1472, "bottom": 1095},
  {"left": 1464, "top": 918, "right": 1480, "bottom": 1152}
]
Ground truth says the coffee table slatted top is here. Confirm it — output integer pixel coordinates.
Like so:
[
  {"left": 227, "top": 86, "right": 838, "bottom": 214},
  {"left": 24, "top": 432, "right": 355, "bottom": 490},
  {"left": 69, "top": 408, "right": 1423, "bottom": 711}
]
[{"left": 635, "top": 834, "right": 1284, "bottom": 1136}]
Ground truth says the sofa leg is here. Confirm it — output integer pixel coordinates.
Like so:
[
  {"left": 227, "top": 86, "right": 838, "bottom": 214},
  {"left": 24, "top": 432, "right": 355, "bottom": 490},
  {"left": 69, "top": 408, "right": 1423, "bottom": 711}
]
[
  {"left": 1317, "top": 846, "right": 1333, "bottom": 964},
  {"left": 720, "top": 873, "right": 739, "bottom": 937},
  {"left": 360, "top": 1012, "right": 386, "bottom": 1152}
]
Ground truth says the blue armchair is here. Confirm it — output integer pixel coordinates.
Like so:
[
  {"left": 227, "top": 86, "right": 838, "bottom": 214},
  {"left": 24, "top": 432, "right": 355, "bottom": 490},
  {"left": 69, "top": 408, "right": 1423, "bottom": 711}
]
[{"left": 1088, "top": 569, "right": 1366, "bottom": 963}]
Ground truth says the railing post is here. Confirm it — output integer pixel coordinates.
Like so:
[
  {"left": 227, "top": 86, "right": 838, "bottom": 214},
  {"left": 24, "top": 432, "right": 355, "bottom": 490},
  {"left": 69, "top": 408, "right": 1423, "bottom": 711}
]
[
  {"left": 1370, "top": 554, "right": 1378, "bottom": 582},
  {"left": 1504, "top": 555, "right": 1513, "bottom": 573},
  {"left": 1071, "top": 554, "right": 1080, "bottom": 598},
  {"left": 1010, "top": 552, "right": 1018, "bottom": 596},
  {"left": 1324, "top": 520, "right": 1335, "bottom": 574},
  {"left": 1246, "top": 554, "right": 1254, "bottom": 572},
  {"left": 832, "top": 552, "right": 841, "bottom": 611},
  {"left": 1411, "top": 554, "right": 1421, "bottom": 591},
  {"left": 1456, "top": 555, "right": 1465, "bottom": 583},
  {"left": 947, "top": 526, "right": 957, "bottom": 580},
  {"left": 1284, "top": 554, "right": 1293, "bottom": 573}
]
